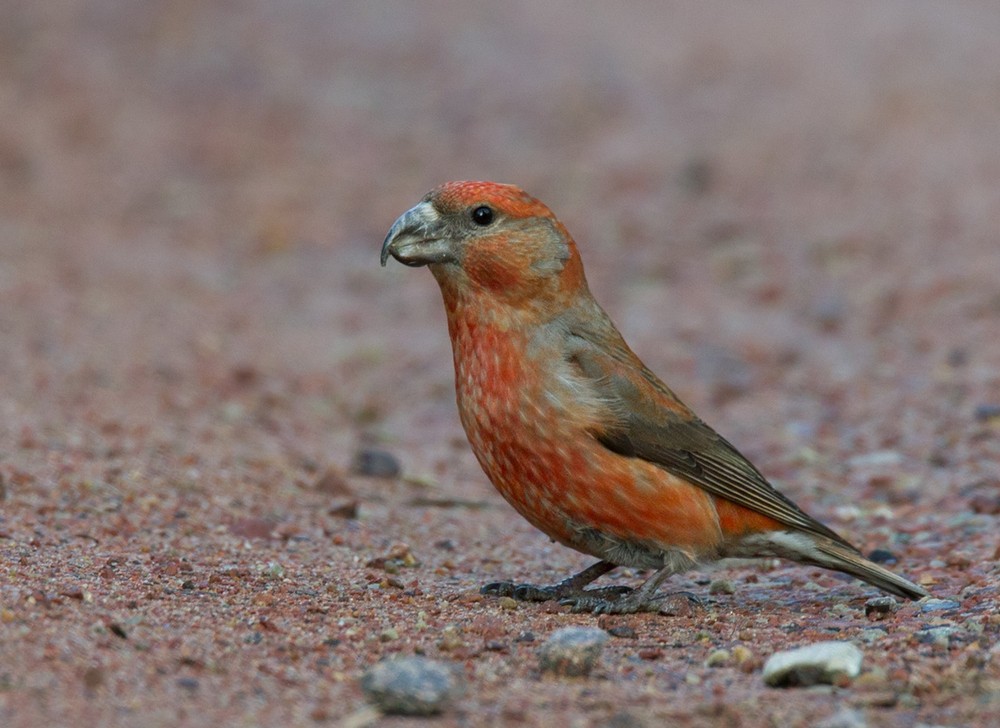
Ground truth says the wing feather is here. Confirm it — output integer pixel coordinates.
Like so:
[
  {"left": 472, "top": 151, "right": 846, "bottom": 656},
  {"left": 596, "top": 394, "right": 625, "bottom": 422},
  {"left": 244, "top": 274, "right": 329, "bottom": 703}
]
[{"left": 565, "top": 325, "right": 853, "bottom": 549}]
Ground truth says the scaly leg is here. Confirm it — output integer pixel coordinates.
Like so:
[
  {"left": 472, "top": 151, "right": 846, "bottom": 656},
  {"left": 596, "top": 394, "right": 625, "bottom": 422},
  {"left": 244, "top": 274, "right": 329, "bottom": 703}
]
[
  {"left": 481, "top": 560, "right": 632, "bottom": 602},
  {"left": 559, "top": 565, "right": 703, "bottom": 615}
]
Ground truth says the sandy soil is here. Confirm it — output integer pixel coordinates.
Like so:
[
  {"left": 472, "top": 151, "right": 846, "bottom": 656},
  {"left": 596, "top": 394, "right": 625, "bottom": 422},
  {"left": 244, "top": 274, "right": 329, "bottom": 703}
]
[{"left": 1, "top": 2, "right": 998, "bottom": 726}]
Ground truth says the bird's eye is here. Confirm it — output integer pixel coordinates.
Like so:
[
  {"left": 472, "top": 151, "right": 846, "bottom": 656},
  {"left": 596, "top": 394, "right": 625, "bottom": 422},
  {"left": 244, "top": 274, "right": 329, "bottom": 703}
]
[{"left": 471, "top": 205, "right": 494, "bottom": 226}]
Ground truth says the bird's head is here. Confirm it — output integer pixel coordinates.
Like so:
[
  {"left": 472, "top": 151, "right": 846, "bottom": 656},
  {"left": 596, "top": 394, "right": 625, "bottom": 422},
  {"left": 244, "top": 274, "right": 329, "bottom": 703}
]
[{"left": 381, "top": 181, "right": 587, "bottom": 309}]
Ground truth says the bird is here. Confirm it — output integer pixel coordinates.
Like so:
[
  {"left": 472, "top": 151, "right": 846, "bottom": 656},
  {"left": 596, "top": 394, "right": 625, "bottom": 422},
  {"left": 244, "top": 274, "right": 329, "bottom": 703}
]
[{"left": 380, "top": 180, "right": 929, "bottom": 613}]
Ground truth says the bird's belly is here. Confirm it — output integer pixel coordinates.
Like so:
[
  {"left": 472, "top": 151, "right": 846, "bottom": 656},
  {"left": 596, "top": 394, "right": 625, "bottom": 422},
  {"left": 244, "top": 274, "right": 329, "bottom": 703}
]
[{"left": 454, "top": 337, "right": 723, "bottom": 565}]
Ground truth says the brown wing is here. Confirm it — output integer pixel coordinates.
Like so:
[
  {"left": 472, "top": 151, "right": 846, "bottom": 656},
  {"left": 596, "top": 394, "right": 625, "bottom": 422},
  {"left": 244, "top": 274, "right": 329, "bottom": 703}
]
[{"left": 565, "top": 327, "right": 854, "bottom": 549}]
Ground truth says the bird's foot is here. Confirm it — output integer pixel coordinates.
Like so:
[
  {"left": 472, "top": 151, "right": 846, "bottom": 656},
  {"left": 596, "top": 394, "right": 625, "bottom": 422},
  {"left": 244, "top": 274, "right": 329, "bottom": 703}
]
[
  {"left": 481, "top": 580, "right": 632, "bottom": 603},
  {"left": 560, "top": 589, "right": 703, "bottom": 615}
]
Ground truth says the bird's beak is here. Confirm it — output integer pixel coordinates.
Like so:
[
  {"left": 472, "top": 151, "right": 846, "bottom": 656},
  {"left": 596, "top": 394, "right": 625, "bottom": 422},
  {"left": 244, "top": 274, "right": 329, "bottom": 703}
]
[{"left": 380, "top": 201, "right": 453, "bottom": 267}]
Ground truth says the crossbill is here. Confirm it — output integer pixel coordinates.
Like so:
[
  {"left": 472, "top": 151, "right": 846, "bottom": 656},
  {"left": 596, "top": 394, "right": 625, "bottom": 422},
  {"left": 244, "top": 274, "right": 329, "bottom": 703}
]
[{"left": 381, "top": 181, "right": 928, "bottom": 613}]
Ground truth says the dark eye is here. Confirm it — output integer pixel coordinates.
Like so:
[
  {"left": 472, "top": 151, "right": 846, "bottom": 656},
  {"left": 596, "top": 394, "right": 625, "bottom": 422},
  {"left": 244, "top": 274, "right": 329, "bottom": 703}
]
[{"left": 471, "top": 205, "right": 494, "bottom": 226}]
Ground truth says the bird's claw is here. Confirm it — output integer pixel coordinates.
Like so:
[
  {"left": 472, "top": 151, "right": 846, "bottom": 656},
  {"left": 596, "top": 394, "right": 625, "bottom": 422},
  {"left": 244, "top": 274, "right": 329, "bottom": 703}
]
[
  {"left": 560, "top": 589, "right": 703, "bottom": 615},
  {"left": 481, "top": 581, "right": 633, "bottom": 604},
  {"left": 559, "top": 592, "right": 657, "bottom": 615},
  {"left": 480, "top": 581, "right": 558, "bottom": 601}
]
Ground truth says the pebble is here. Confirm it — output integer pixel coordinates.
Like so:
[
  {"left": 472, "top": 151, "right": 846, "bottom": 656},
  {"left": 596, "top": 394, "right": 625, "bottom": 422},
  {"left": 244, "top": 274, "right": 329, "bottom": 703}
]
[
  {"left": 864, "top": 596, "right": 899, "bottom": 619},
  {"left": 351, "top": 448, "right": 401, "bottom": 478},
  {"left": 705, "top": 649, "right": 730, "bottom": 667},
  {"left": 708, "top": 579, "right": 736, "bottom": 595},
  {"left": 606, "top": 625, "right": 638, "bottom": 639},
  {"left": 848, "top": 450, "right": 903, "bottom": 469},
  {"left": 361, "top": 657, "right": 458, "bottom": 716},
  {"left": 973, "top": 403, "right": 1000, "bottom": 422},
  {"left": 176, "top": 677, "right": 199, "bottom": 692},
  {"left": 538, "top": 627, "right": 609, "bottom": 677},
  {"left": 867, "top": 549, "right": 897, "bottom": 565},
  {"left": 379, "top": 627, "right": 398, "bottom": 642},
  {"left": 857, "top": 628, "right": 888, "bottom": 644},
  {"left": 762, "top": 642, "right": 863, "bottom": 688},
  {"left": 437, "top": 624, "right": 464, "bottom": 651},
  {"left": 919, "top": 598, "right": 960, "bottom": 613},
  {"left": 731, "top": 645, "right": 753, "bottom": 664},
  {"left": 914, "top": 626, "right": 958, "bottom": 647}
]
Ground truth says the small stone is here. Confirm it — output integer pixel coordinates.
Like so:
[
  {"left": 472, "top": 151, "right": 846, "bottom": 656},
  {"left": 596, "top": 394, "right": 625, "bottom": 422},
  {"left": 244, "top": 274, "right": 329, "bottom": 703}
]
[
  {"left": 762, "top": 641, "right": 863, "bottom": 688},
  {"left": 497, "top": 596, "right": 518, "bottom": 610},
  {"left": 919, "top": 598, "right": 960, "bottom": 613},
  {"left": 708, "top": 579, "right": 736, "bottom": 595},
  {"left": 538, "top": 627, "right": 609, "bottom": 677},
  {"left": 973, "top": 404, "right": 1000, "bottom": 422},
  {"left": 82, "top": 666, "right": 104, "bottom": 691},
  {"left": 867, "top": 549, "right": 897, "bottom": 565},
  {"left": 361, "top": 657, "right": 458, "bottom": 716},
  {"left": 914, "top": 626, "right": 958, "bottom": 647},
  {"left": 864, "top": 596, "right": 899, "bottom": 619},
  {"left": 857, "top": 628, "right": 888, "bottom": 644},
  {"left": 379, "top": 627, "right": 399, "bottom": 642},
  {"left": 606, "top": 625, "right": 637, "bottom": 639},
  {"left": 731, "top": 645, "right": 753, "bottom": 664},
  {"left": 351, "top": 448, "right": 401, "bottom": 478},
  {"left": 177, "top": 677, "right": 199, "bottom": 691},
  {"left": 848, "top": 451, "right": 903, "bottom": 469},
  {"left": 329, "top": 500, "right": 359, "bottom": 519},
  {"left": 706, "top": 649, "right": 731, "bottom": 667},
  {"left": 437, "top": 625, "right": 463, "bottom": 651}
]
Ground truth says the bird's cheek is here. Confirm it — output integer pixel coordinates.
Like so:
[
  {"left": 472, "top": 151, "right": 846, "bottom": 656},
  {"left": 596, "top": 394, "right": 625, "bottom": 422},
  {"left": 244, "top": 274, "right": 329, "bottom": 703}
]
[{"left": 462, "top": 240, "right": 532, "bottom": 294}]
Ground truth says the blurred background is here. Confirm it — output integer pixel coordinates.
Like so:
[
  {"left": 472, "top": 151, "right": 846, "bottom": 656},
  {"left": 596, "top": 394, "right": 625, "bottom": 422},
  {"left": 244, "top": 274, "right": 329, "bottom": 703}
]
[
  {"left": 3, "top": 1, "right": 998, "bottom": 479},
  {"left": 7, "top": 0, "right": 1000, "bottom": 474},
  {"left": 2, "top": 2, "right": 999, "bottom": 724}
]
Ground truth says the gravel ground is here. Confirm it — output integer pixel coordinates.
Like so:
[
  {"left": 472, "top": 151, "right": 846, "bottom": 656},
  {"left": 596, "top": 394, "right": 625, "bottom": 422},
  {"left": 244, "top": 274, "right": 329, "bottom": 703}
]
[{"left": 1, "top": 2, "right": 998, "bottom": 726}]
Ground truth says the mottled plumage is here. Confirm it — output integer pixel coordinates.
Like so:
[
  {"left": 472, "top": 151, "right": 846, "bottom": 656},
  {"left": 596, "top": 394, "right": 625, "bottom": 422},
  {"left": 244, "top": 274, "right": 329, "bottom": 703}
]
[{"left": 381, "top": 181, "right": 928, "bottom": 613}]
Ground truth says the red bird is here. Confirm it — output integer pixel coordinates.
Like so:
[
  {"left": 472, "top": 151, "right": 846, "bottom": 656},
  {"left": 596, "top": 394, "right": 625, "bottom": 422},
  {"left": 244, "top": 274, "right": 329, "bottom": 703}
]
[{"left": 381, "top": 181, "right": 928, "bottom": 613}]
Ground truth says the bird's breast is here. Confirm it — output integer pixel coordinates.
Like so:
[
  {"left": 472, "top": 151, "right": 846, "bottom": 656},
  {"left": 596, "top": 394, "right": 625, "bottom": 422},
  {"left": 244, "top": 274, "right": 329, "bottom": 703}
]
[{"left": 448, "top": 316, "right": 596, "bottom": 514}]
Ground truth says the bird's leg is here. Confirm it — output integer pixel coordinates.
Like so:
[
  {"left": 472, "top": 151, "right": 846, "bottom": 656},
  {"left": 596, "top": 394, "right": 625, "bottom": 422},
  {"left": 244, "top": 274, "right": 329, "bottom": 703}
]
[
  {"left": 559, "top": 565, "right": 703, "bottom": 615},
  {"left": 481, "top": 560, "right": 631, "bottom": 602}
]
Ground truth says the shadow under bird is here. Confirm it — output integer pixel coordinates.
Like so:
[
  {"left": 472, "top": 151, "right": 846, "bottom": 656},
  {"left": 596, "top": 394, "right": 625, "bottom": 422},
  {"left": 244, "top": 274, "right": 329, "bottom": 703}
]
[{"left": 381, "top": 180, "right": 929, "bottom": 614}]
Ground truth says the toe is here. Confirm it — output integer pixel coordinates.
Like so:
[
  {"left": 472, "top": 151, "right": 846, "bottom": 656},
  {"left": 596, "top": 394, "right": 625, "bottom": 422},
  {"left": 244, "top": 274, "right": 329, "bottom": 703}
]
[{"left": 480, "top": 581, "right": 516, "bottom": 597}]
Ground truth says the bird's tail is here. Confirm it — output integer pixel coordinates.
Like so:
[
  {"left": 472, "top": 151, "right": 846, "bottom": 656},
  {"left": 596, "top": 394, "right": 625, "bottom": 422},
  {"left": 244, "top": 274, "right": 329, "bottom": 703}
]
[{"left": 810, "top": 538, "right": 929, "bottom": 601}]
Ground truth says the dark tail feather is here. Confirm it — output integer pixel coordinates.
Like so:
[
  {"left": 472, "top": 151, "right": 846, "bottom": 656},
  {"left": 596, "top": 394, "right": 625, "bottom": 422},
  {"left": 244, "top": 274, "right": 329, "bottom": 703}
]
[{"left": 813, "top": 539, "right": 929, "bottom": 601}]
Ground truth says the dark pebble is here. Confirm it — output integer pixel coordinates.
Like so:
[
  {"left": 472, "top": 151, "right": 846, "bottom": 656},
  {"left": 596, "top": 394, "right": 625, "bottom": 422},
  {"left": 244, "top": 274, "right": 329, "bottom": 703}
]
[
  {"left": 177, "top": 677, "right": 199, "bottom": 691},
  {"left": 867, "top": 548, "right": 897, "bottom": 565},
  {"left": 973, "top": 404, "right": 1000, "bottom": 421},
  {"left": 607, "top": 625, "right": 638, "bottom": 639},
  {"left": 351, "top": 448, "right": 401, "bottom": 478},
  {"left": 864, "top": 596, "right": 898, "bottom": 618}
]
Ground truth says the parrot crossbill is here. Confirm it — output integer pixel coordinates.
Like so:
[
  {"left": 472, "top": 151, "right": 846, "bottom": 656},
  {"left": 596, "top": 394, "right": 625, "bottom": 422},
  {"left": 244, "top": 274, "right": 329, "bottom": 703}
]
[{"left": 380, "top": 181, "right": 929, "bottom": 614}]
